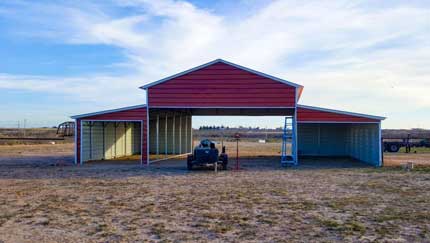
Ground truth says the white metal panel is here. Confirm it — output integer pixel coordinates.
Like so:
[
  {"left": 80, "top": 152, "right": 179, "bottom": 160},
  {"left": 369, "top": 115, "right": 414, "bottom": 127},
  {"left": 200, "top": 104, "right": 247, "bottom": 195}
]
[
  {"left": 81, "top": 122, "right": 90, "bottom": 162},
  {"left": 174, "top": 115, "right": 181, "bottom": 154},
  {"left": 319, "top": 124, "right": 348, "bottom": 156},
  {"left": 91, "top": 122, "right": 104, "bottom": 160},
  {"left": 81, "top": 121, "right": 142, "bottom": 163},
  {"left": 297, "top": 124, "right": 319, "bottom": 155},
  {"left": 148, "top": 118, "right": 157, "bottom": 153},
  {"left": 158, "top": 116, "right": 166, "bottom": 155},
  {"left": 298, "top": 124, "right": 348, "bottom": 156},
  {"left": 347, "top": 124, "right": 379, "bottom": 166},
  {"left": 166, "top": 116, "right": 174, "bottom": 154}
]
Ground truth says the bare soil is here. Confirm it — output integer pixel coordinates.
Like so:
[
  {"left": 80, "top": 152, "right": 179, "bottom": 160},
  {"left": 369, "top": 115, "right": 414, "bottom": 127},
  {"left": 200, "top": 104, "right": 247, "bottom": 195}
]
[{"left": 0, "top": 143, "right": 429, "bottom": 242}]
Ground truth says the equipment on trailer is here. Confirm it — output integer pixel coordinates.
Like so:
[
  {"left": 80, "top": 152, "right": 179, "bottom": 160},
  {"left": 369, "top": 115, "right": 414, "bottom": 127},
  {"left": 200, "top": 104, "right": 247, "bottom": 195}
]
[
  {"left": 187, "top": 139, "right": 228, "bottom": 170},
  {"left": 56, "top": 121, "right": 75, "bottom": 137},
  {"left": 383, "top": 135, "right": 430, "bottom": 153}
]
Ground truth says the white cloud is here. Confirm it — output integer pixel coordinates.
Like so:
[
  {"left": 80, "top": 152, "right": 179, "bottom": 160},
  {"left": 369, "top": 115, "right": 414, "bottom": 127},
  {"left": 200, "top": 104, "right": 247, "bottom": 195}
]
[
  {"left": 0, "top": 73, "right": 145, "bottom": 105},
  {"left": 0, "top": 0, "right": 429, "bottom": 128}
]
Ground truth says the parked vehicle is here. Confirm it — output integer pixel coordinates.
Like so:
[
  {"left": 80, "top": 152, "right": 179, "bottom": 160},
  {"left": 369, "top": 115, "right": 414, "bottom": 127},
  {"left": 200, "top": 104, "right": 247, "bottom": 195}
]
[{"left": 187, "top": 139, "right": 228, "bottom": 170}]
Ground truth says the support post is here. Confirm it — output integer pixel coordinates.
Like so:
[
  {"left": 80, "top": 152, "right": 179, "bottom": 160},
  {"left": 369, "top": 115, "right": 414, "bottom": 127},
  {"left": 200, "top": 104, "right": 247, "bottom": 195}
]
[
  {"left": 165, "top": 114, "right": 168, "bottom": 157},
  {"left": 379, "top": 122, "right": 383, "bottom": 167},
  {"left": 293, "top": 109, "right": 298, "bottom": 165},
  {"left": 179, "top": 115, "right": 182, "bottom": 154},
  {"left": 89, "top": 122, "right": 92, "bottom": 160},
  {"left": 189, "top": 115, "right": 193, "bottom": 153},
  {"left": 102, "top": 122, "right": 105, "bottom": 160},
  {"left": 172, "top": 115, "right": 176, "bottom": 154},
  {"left": 156, "top": 115, "right": 159, "bottom": 155},
  {"left": 185, "top": 115, "right": 188, "bottom": 154},
  {"left": 317, "top": 123, "right": 321, "bottom": 154}
]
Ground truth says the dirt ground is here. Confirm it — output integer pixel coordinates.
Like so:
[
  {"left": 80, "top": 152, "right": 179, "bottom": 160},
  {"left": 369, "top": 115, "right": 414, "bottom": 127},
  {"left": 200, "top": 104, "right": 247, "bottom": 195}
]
[{"left": 0, "top": 143, "right": 429, "bottom": 242}]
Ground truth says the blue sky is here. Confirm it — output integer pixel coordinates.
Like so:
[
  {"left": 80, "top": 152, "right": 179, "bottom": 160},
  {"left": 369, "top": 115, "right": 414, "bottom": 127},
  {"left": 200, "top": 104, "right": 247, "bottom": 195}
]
[{"left": 0, "top": 0, "right": 429, "bottom": 128}]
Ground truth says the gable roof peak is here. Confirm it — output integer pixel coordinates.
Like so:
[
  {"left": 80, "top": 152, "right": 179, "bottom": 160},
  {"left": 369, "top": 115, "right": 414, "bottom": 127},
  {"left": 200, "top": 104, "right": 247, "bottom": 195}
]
[{"left": 139, "top": 58, "right": 303, "bottom": 90}]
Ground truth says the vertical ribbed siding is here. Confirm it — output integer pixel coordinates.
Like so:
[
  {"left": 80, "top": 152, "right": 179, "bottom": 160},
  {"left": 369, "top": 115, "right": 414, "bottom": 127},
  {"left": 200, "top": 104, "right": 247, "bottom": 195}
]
[
  {"left": 298, "top": 124, "right": 348, "bottom": 156},
  {"left": 348, "top": 124, "right": 379, "bottom": 165},
  {"left": 298, "top": 123, "right": 380, "bottom": 166},
  {"left": 148, "top": 62, "right": 296, "bottom": 107},
  {"left": 75, "top": 107, "right": 147, "bottom": 164},
  {"left": 81, "top": 121, "right": 143, "bottom": 162}
]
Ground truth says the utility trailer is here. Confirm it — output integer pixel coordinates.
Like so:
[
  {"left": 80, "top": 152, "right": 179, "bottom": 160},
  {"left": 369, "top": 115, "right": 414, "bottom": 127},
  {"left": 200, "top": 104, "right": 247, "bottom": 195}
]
[{"left": 383, "top": 135, "right": 430, "bottom": 153}]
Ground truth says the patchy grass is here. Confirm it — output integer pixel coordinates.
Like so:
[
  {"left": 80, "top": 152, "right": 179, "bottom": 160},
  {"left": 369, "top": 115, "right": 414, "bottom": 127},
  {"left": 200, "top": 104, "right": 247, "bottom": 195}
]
[{"left": 0, "top": 143, "right": 429, "bottom": 242}]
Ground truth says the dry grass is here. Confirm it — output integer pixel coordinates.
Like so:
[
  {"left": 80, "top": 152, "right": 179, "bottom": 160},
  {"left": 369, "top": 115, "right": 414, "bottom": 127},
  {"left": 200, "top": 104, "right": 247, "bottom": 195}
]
[
  {"left": 384, "top": 152, "right": 430, "bottom": 166},
  {"left": 0, "top": 143, "right": 429, "bottom": 242}
]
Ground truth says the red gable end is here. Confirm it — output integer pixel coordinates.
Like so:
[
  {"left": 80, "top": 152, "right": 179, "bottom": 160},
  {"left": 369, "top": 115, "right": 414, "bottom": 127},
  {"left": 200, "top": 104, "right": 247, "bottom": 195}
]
[{"left": 145, "top": 60, "right": 300, "bottom": 108}]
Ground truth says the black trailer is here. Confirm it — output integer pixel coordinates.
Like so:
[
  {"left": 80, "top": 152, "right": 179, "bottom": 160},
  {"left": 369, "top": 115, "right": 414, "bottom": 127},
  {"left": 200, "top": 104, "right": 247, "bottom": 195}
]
[{"left": 383, "top": 135, "right": 430, "bottom": 153}]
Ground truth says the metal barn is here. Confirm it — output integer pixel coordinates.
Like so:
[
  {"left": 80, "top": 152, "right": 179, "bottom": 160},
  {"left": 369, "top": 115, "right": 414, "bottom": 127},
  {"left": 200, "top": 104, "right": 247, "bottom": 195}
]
[{"left": 72, "top": 59, "right": 384, "bottom": 166}]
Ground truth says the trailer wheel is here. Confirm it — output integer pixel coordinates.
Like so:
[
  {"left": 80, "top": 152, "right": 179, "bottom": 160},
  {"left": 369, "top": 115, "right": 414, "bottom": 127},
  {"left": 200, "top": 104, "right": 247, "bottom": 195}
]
[
  {"left": 219, "top": 154, "right": 228, "bottom": 170},
  {"left": 389, "top": 144, "right": 400, "bottom": 153},
  {"left": 187, "top": 155, "right": 194, "bottom": 170}
]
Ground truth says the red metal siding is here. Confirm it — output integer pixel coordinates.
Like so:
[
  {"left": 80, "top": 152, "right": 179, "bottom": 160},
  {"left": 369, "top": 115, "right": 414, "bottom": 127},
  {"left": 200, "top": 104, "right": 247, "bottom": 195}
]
[
  {"left": 297, "top": 107, "right": 379, "bottom": 122},
  {"left": 75, "top": 107, "right": 147, "bottom": 163},
  {"left": 148, "top": 62, "right": 296, "bottom": 107}
]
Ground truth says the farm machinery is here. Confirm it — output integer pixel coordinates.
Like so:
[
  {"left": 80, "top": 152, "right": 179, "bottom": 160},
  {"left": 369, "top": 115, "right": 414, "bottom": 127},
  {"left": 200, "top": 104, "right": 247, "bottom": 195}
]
[{"left": 187, "top": 139, "right": 228, "bottom": 170}]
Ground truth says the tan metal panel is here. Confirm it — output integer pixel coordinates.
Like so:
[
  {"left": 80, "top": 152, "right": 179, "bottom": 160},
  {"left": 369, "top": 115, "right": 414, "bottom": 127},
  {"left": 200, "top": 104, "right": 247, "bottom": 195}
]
[
  {"left": 125, "top": 123, "right": 133, "bottom": 156},
  {"left": 104, "top": 123, "right": 115, "bottom": 159},
  {"left": 115, "top": 122, "right": 125, "bottom": 157}
]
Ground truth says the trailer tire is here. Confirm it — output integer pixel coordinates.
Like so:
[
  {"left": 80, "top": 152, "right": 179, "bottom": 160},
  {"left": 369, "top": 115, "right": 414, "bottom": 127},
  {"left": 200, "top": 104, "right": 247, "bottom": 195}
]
[
  {"left": 219, "top": 154, "right": 228, "bottom": 170},
  {"left": 187, "top": 155, "right": 194, "bottom": 170},
  {"left": 389, "top": 144, "right": 400, "bottom": 153}
]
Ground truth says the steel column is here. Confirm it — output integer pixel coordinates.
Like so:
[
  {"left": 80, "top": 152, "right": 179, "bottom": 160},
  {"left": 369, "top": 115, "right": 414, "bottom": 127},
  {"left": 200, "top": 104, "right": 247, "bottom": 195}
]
[
  {"left": 156, "top": 115, "right": 159, "bottom": 155},
  {"left": 165, "top": 114, "right": 168, "bottom": 156},
  {"left": 179, "top": 115, "right": 182, "bottom": 154},
  {"left": 172, "top": 115, "right": 176, "bottom": 154}
]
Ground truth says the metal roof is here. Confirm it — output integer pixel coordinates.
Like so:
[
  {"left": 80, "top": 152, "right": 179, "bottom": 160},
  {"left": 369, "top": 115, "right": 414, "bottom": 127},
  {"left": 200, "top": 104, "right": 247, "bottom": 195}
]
[
  {"left": 71, "top": 104, "right": 146, "bottom": 119},
  {"left": 139, "top": 58, "right": 304, "bottom": 90},
  {"left": 297, "top": 104, "right": 386, "bottom": 120}
]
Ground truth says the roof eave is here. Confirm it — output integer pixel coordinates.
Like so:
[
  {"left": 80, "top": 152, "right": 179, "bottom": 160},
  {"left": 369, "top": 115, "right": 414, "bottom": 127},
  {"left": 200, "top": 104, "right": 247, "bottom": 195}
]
[
  {"left": 297, "top": 104, "right": 386, "bottom": 121},
  {"left": 71, "top": 104, "right": 147, "bottom": 119}
]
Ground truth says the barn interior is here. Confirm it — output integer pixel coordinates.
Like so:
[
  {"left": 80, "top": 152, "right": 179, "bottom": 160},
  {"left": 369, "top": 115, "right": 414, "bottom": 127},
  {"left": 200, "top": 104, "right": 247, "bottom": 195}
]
[
  {"left": 80, "top": 121, "right": 142, "bottom": 164},
  {"left": 147, "top": 108, "right": 296, "bottom": 164}
]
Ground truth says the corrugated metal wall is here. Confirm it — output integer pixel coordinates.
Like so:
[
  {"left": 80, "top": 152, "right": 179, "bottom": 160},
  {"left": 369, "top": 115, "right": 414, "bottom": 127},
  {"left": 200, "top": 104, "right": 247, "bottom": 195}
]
[
  {"left": 148, "top": 113, "right": 192, "bottom": 156},
  {"left": 81, "top": 121, "right": 141, "bottom": 162},
  {"left": 348, "top": 124, "right": 379, "bottom": 165},
  {"left": 75, "top": 106, "right": 147, "bottom": 164},
  {"left": 298, "top": 123, "right": 380, "bottom": 166},
  {"left": 298, "top": 124, "right": 349, "bottom": 156},
  {"left": 147, "top": 62, "right": 297, "bottom": 108}
]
